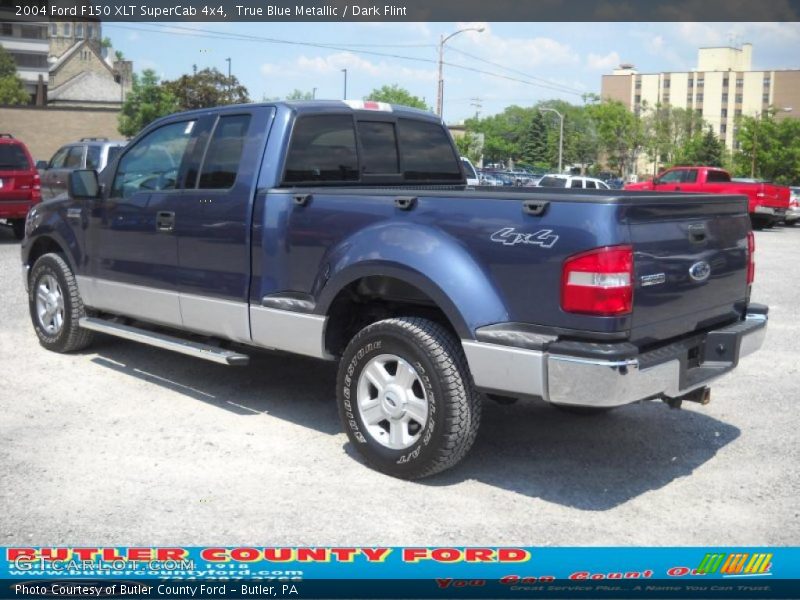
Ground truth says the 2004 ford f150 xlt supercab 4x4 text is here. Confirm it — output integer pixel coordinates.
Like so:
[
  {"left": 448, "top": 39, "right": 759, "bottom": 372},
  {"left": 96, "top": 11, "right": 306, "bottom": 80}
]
[{"left": 21, "top": 101, "right": 768, "bottom": 479}]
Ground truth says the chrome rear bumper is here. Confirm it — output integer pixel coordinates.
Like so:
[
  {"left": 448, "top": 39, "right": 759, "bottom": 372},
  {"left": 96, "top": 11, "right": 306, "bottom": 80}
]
[{"left": 463, "top": 312, "right": 768, "bottom": 408}]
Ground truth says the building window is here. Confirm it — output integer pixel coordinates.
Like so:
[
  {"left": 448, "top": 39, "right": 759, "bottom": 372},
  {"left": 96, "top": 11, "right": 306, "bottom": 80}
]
[
  {"left": 735, "top": 108, "right": 742, "bottom": 117},
  {"left": 687, "top": 94, "right": 693, "bottom": 103},
  {"left": 663, "top": 79, "right": 670, "bottom": 88},
  {"left": 722, "top": 93, "right": 728, "bottom": 102},
  {"left": 720, "top": 124, "right": 727, "bottom": 135},
  {"left": 635, "top": 94, "right": 641, "bottom": 104},
  {"left": 662, "top": 94, "right": 670, "bottom": 104},
  {"left": 50, "top": 23, "right": 58, "bottom": 36},
  {"left": 697, "top": 78, "right": 704, "bottom": 87},
  {"left": 63, "top": 23, "right": 71, "bottom": 37},
  {"left": 87, "top": 25, "right": 94, "bottom": 39},
  {"left": 696, "top": 93, "right": 704, "bottom": 102},
  {"left": 722, "top": 108, "right": 728, "bottom": 118},
  {"left": 736, "top": 94, "right": 743, "bottom": 103},
  {"left": 1, "top": 23, "right": 12, "bottom": 36},
  {"left": 76, "top": 24, "right": 84, "bottom": 38},
  {"left": 9, "top": 52, "right": 48, "bottom": 68},
  {"left": 723, "top": 76, "right": 729, "bottom": 87},
  {"left": 736, "top": 78, "right": 743, "bottom": 87},
  {"left": 763, "top": 93, "right": 770, "bottom": 103}
]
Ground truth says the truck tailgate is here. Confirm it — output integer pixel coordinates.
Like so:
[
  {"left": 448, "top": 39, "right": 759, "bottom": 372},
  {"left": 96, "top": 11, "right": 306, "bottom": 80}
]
[{"left": 626, "top": 195, "right": 750, "bottom": 345}]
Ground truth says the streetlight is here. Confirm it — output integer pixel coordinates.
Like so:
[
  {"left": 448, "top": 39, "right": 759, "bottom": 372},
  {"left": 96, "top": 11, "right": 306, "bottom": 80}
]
[
  {"left": 436, "top": 26, "right": 484, "bottom": 118},
  {"left": 341, "top": 68, "right": 348, "bottom": 99},
  {"left": 750, "top": 107, "right": 792, "bottom": 177},
  {"left": 312, "top": 87, "right": 317, "bottom": 100},
  {"left": 540, "top": 107, "right": 564, "bottom": 174}
]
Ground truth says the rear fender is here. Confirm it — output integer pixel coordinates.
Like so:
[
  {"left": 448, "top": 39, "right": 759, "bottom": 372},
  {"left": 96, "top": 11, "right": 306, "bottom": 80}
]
[{"left": 314, "top": 221, "right": 509, "bottom": 339}]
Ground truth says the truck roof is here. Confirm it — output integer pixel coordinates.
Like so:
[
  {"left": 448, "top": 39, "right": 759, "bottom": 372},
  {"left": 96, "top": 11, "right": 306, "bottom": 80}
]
[{"left": 157, "top": 100, "right": 441, "bottom": 123}]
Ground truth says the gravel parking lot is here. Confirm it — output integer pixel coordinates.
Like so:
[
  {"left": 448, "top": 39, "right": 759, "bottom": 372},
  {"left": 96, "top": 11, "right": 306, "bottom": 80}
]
[{"left": 1, "top": 223, "right": 798, "bottom": 546}]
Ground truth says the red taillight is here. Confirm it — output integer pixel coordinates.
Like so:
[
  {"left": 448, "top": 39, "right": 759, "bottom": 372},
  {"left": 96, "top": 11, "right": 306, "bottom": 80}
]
[
  {"left": 561, "top": 245, "right": 633, "bottom": 315},
  {"left": 747, "top": 231, "right": 755, "bottom": 285}
]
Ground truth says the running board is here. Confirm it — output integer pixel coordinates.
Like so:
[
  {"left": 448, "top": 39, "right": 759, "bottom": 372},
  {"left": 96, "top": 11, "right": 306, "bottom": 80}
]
[{"left": 79, "top": 317, "right": 250, "bottom": 366}]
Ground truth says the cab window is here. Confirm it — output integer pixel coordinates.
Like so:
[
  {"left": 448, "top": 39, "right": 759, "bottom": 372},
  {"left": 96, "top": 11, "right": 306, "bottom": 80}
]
[
  {"left": 111, "top": 120, "right": 196, "bottom": 199},
  {"left": 63, "top": 146, "right": 84, "bottom": 169},
  {"left": 198, "top": 114, "right": 252, "bottom": 189},
  {"left": 284, "top": 115, "right": 359, "bottom": 183},
  {"left": 48, "top": 147, "right": 70, "bottom": 169},
  {"left": 657, "top": 169, "right": 685, "bottom": 184}
]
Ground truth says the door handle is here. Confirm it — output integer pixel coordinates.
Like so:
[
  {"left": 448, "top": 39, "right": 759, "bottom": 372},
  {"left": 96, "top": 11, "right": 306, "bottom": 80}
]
[{"left": 156, "top": 211, "right": 175, "bottom": 232}]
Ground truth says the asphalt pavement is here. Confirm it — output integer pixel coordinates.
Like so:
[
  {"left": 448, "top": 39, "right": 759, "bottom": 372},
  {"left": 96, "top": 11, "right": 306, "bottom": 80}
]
[{"left": 1, "top": 222, "right": 798, "bottom": 545}]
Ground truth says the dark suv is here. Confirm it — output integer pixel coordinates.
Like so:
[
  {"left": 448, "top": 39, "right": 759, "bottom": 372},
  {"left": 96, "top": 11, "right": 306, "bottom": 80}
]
[
  {"left": 0, "top": 133, "right": 41, "bottom": 240},
  {"left": 38, "top": 137, "right": 126, "bottom": 200}
]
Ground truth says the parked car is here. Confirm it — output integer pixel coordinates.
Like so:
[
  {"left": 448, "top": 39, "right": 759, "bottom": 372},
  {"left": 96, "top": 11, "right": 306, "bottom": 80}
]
[
  {"left": 537, "top": 174, "right": 610, "bottom": 189},
  {"left": 478, "top": 171, "right": 502, "bottom": 186},
  {"left": 626, "top": 166, "right": 791, "bottom": 229},
  {"left": 21, "top": 100, "right": 767, "bottom": 479},
  {"left": 37, "top": 137, "right": 127, "bottom": 200},
  {"left": 0, "top": 133, "right": 41, "bottom": 240},
  {"left": 460, "top": 156, "right": 479, "bottom": 186},
  {"left": 786, "top": 187, "right": 800, "bottom": 226}
]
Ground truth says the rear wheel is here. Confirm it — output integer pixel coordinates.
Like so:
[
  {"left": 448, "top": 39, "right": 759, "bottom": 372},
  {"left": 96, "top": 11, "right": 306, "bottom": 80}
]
[
  {"left": 28, "top": 253, "right": 94, "bottom": 353},
  {"left": 11, "top": 219, "right": 25, "bottom": 240},
  {"left": 337, "top": 317, "right": 481, "bottom": 479}
]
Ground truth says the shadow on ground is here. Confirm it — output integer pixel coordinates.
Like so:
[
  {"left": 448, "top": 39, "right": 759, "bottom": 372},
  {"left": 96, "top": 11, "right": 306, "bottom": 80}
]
[{"left": 88, "top": 333, "right": 740, "bottom": 511}]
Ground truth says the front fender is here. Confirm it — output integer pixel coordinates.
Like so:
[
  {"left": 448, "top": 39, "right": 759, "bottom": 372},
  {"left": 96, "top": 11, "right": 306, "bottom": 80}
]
[
  {"left": 314, "top": 221, "right": 509, "bottom": 339},
  {"left": 21, "top": 199, "right": 82, "bottom": 274}
]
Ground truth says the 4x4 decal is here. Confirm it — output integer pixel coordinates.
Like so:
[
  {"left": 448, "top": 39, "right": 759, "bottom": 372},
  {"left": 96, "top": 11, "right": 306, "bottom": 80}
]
[{"left": 490, "top": 227, "right": 559, "bottom": 249}]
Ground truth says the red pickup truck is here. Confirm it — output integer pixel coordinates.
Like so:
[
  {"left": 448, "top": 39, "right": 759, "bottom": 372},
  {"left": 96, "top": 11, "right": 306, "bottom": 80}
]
[{"left": 625, "top": 166, "right": 790, "bottom": 228}]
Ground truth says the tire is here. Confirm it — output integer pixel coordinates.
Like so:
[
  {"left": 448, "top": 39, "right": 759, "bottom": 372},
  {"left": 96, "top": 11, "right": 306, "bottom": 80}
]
[
  {"left": 28, "top": 253, "right": 94, "bottom": 353},
  {"left": 11, "top": 219, "right": 25, "bottom": 240},
  {"left": 337, "top": 317, "right": 481, "bottom": 479},
  {"left": 551, "top": 404, "right": 613, "bottom": 416}
]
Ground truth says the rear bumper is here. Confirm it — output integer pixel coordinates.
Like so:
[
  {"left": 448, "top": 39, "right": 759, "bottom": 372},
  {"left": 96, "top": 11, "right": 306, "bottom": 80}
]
[
  {"left": 753, "top": 205, "right": 787, "bottom": 218},
  {"left": 0, "top": 200, "right": 34, "bottom": 219},
  {"left": 463, "top": 310, "right": 768, "bottom": 408}
]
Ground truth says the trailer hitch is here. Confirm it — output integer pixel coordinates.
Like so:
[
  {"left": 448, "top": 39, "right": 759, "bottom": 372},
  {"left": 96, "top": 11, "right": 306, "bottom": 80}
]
[{"left": 663, "top": 386, "right": 711, "bottom": 410}]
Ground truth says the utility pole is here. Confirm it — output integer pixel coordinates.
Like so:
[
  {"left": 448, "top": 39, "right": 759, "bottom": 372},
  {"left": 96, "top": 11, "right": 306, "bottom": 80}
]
[
  {"left": 312, "top": 87, "right": 317, "bottom": 99},
  {"left": 341, "top": 68, "right": 348, "bottom": 99},
  {"left": 436, "top": 27, "right": 484, "bottom": 118},
  {"left": 225, "top": 57, "right": 231, "bottom": 78},
  {"left": 469, "top": 97, "right": 482, "bottom": 120}
]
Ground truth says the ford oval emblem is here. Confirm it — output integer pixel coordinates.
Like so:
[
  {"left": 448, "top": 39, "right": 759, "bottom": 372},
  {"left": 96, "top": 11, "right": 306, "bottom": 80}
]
[{"left": 689, "top": 261, "right": 711, "bottom": 282}]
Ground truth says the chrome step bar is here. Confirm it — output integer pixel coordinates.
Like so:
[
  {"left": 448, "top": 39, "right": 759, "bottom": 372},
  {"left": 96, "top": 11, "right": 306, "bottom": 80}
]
[{"left": 79, "top": 317, "right": 250, "bottom": 366}]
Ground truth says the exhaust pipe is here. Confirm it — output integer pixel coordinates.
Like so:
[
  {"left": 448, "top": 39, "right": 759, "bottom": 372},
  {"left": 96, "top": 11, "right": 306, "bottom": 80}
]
[{"left": 663, "top": 387, "right": 711, "bottom": 410}]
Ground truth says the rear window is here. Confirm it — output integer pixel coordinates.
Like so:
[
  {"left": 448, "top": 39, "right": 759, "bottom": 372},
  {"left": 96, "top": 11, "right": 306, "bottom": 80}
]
[
  {"left": 358, "top": 121, "right": 399, "bottom": 174},
  {"left": 538, "top": 176, "right": 567, "bottom": 188},
  {"left": 397, "top": 118, "right": 461, "bottom": 180},
  {"left": 461, "top": 158, "right": 477, "bottom": 179},
  {"left": 106, "top": 145, "right": 124, "bottom": 166},
  {"left": 86, "top": 146, "right": 102, "bottom": 170},
  {"left": 284, "top": 115, "right": 359, "bottom": 183},
  {"left": 0, "top": 144, "right": 31, "bottom": 171},
  {"left": 706, "top": 170, "right": 731, "bottom": 183}
]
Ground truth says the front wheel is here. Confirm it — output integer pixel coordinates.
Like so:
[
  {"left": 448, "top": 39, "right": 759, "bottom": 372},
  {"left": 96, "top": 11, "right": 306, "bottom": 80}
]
[
  {"left": 28, "top": 253, "right": 94, "bottom": 353},
  {"left": 337, "top": 317, "right": 481, "bottom": 479}
]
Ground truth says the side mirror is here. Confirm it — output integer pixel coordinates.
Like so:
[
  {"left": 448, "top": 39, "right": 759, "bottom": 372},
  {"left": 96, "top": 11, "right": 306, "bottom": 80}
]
[
  {"left": 68, "top": 169, "right": 100, "bottom": 200},
  {"left": 36, "top": 160, "right": 48, "bottom": 170},
  {"left": 652, "top": 178, "right": 659, "bottom": 185}
]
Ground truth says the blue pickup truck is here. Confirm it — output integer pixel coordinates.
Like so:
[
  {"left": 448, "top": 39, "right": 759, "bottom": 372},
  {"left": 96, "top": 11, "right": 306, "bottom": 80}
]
[{"left": 21, "top": 100, "right": 767, "bottom": 479}]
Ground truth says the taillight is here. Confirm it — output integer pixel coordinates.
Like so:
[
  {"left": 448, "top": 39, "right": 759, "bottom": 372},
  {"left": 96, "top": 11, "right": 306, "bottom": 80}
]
[
  {"left": 561, "top": 245, "right": 633, "bottom": 315},
  {"left": 747, "top": 231, "right": 755, "bottom": 285}
]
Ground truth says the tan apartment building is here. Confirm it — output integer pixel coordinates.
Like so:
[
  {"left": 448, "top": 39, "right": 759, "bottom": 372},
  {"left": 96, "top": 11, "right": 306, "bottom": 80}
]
[{"left": 601, "top": 44, "right": 800, "bottom": 164}]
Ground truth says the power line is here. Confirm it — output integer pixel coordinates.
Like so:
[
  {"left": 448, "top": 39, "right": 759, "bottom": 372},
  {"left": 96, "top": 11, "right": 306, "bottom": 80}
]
[{"left": 106, "top": 23, "right": 588, "bottom": 97}]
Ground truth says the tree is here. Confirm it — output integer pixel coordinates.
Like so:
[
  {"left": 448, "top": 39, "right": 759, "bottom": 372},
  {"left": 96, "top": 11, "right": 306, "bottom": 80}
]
[
  {"left": 454, "top": 130, "right": 483, "bottom": 164},
  {"left": 585, "top": 100, "right": 645, "bottom": 177},
  {"left": 285, "top": 89, "right": 314, "bottom": 100},
  {"left": 0, "top": 45, "right": 29, "bottom": 105},
  {"left": 365, "top": 84, "right": 428, "bottom": 110},
  {"left": 162, "top": 67, "right": 250, "bottom": 111},
  {"left": 733, "top": 111, "right": 800, "bottom": 184},
  {"left": 521, "top": 111, "right": 548, "bottom": 166},
  {"left": 677, "top": 127, "right": 725, "bottom": 167},
  {"left": 118, "top": 69, "right": 178, "bottom": 137}
]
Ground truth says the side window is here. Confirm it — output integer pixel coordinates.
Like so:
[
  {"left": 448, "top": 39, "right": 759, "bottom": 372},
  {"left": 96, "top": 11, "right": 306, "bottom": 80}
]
[
  {"left": 284, "top": 115, "right": 359, "bottom": 183},
  {"left": 585, "top": 180, "right": 597, "bottom": 189},
  {"left": 357, "top": 121, "right": 399, "bottom": 174},
  {"left": 568, "top": 179, "right": 582, "bottom": 188},
  {"left": 657, "top": 169, "right": 684, "bottom": 184},
  {"left": 397, "top": 118, "right": 462, "bottom": 180},
  {"left": 86, "top": 146, "right": 102, "bottom": 170},
  {"left": 48, "top": 147, "right": 69, "bottom": 169},
  {"left": 63, "top": 146, "right": 84, "bottom": 169},
  {"left": 111, "top": 120, "right": 196, "bottom": 199},
  {"left": 682, "top": 169, "right": 699, "bottom": 183},
  {"left": 706, "top": 170, "right": 730, "bottom": 183},
  {"left": 198, "top": 114, "right": 252, "bottom": 189}
]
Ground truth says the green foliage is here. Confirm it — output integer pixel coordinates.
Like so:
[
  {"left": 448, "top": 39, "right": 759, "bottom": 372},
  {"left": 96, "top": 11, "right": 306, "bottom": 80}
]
[
  {"left": 101, "top": 37, "right": 113, "bottom": 50},
  {"left": 454, "top": 131, "right": 483, "bottom": 164},
  {"left": 365, "top": 84, "right": 429, "bottom": 111},
  {"left": 118, "top": 70, "right": 179, "bottom": 138},
  {"left": 521, "top": 112, "right": 548, "bottom": 165},
  {"left": 585, "top": 100, "right": 644, "bottom": 176},
  {"left": 675, "top": 127, "right": 725, "bottom": 167},
  {"left": 0, "top": 46, "right": 29, "bottom": 105},
  {"left": 162, "top": 67, "right": 251, "bottom": 112},
  {"left": 285, "top": 89, "right": 315, "bottom": 100},
  {"left": 733, "top": 112, "right": 800, "bottom": 184}
]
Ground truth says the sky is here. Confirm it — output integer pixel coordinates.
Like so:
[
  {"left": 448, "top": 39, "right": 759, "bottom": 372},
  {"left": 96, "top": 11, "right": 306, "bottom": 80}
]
[{"left": 104, "top": 21, "right": 800, "bottom": 123}]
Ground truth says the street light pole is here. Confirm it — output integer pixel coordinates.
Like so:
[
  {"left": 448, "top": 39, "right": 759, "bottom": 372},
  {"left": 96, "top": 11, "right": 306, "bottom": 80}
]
[
  {"left": 540, "top": 107, "right": 564, "bottom": 174},
  {"left": 436, "top": 26, "right": 484, "bottom": 118},
  {"left": 341, "top": 68, "right": 348, "bottom": 99}
]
